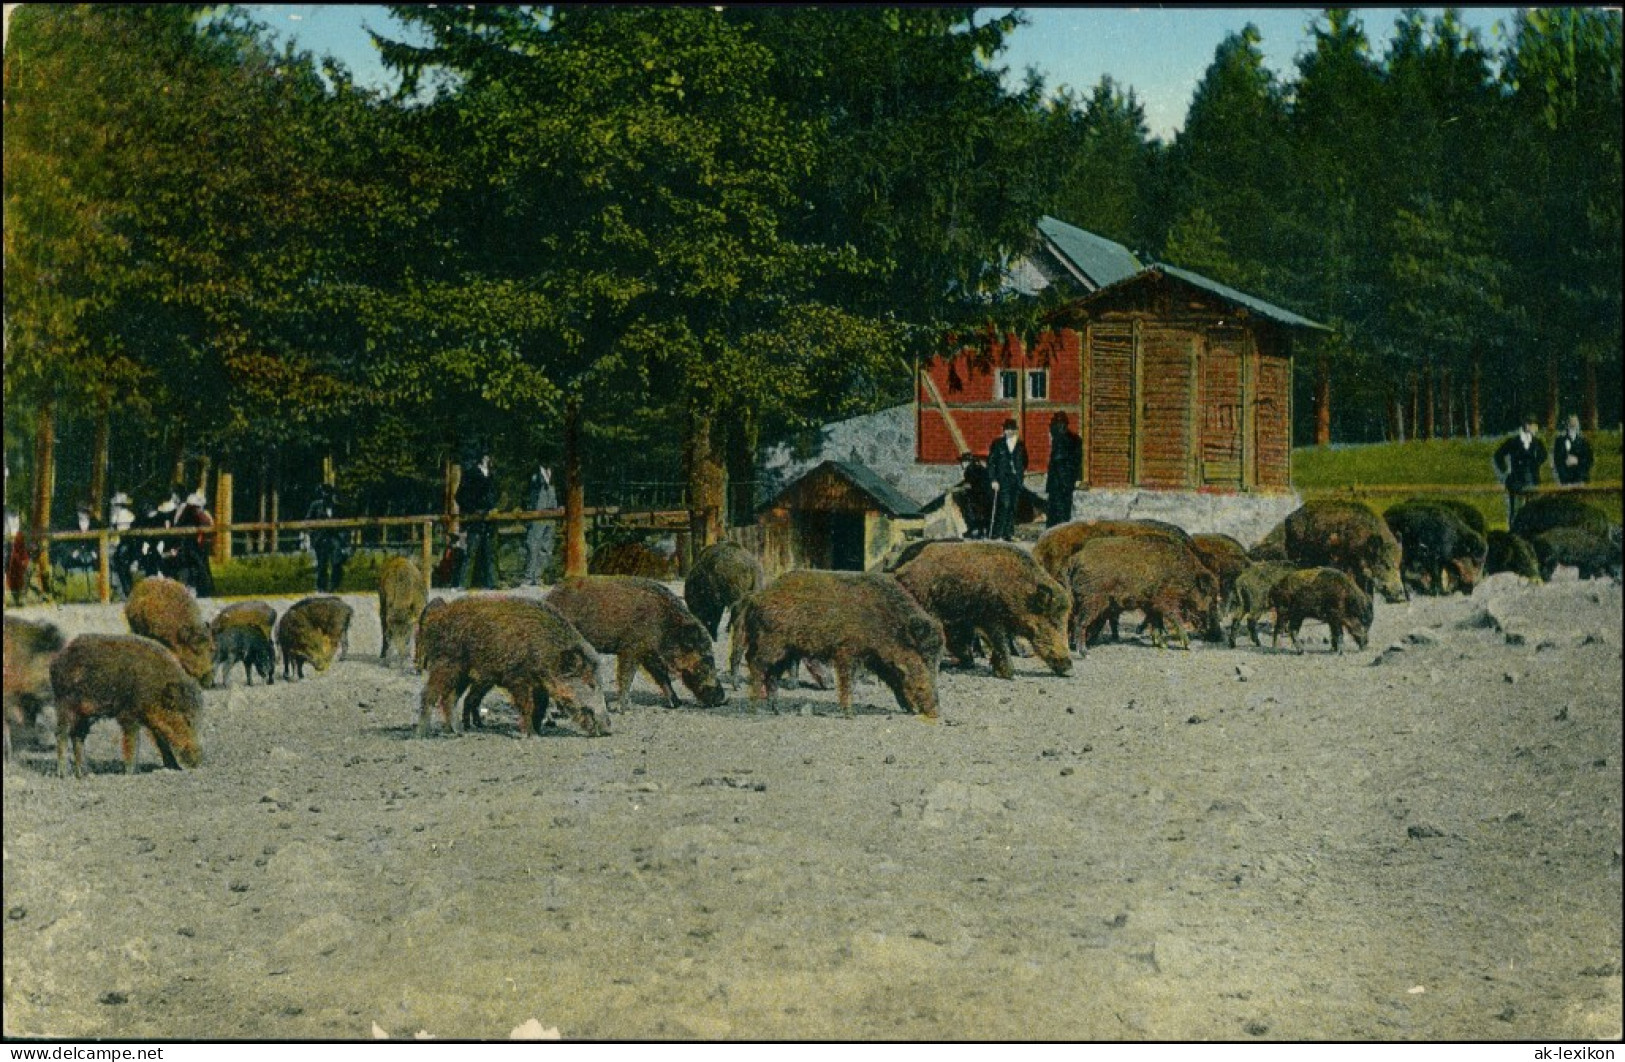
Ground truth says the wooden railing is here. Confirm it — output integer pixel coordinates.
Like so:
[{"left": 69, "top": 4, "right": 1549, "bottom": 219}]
[{"left": 28, "top": 507, "right": 692, "bottom": 604}]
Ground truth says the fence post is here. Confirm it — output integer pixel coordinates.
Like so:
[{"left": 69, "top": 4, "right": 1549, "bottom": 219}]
[
  {"left": 97, "top": 529, "right": 111, "bottom": 604},
  {"left": 420, "top": 518, "right": 434, "bottom": 598}
]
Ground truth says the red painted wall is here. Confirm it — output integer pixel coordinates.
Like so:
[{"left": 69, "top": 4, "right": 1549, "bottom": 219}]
[{"left": 917, "top": 328, "right": 1083, "bottom": 472}]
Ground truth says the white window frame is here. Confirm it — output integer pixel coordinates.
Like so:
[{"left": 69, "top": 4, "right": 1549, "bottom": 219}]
[
  {"left": 997, "top": 370, "right": 1019, "bottom": 400},
  {"left": 1027, "top": 369, "right": 1049, "bottom": 400}
]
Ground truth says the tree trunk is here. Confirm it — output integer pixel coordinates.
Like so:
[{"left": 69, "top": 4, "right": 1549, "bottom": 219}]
[
  {"left": 1388, "top": 390, "right": 1405, "bottom": 443},
  {"left": 1441, "top": 366, "right": 1454, "bottom": 439},
  {"left": 196, "top": 454, "right": 211, "bottom": 497},
  {"left": 1582, "top": 348, "right": 1598, "bottom": 431},
  {"left": 168, "top": 433, "right": 187, "bottom": 492},
  {"left": 1470, "top": 352, "right": 1482, "bottom": 439},
  {"left": 685, "top": 404, "right": 727, "bottom": 550},
  {"left": 562, "top": 396, "right": 587, "bottom": 577},
  {"left": 257, "top": 455, "right": 268, "bottom": 554},
  {"left": 29, "top": 397, "right": 56, "bottom": 539},
  {"left": 1544, "top": 348, "right": 1560, "bottom": 431},
  {"left": 1409, "top": 373, "right": 1419, "bottom": 442},
  {"left": 89, "top": 402, "right": 110, "bottom": 517},
  {"left": 1422, "top": 362, "right": 1436, "bottom": 441},
  {"left": 725, "top": 408, "right": 759, "bottom": 530},
  {"left": 1314, "top": 349, "right": 1331, "bottom": 447}
]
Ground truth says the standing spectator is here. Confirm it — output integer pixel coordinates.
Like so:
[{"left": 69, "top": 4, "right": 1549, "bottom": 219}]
[
  {"left": 1552, "top": 414, "right": 1594, "bottom": 486},
  {"left": 456, "top": 451, "right": 499, "bottom": 589},
  {"left": 150, "top": 488, "right": 184, "bottom": 579},
  {"left": 523, "top": 463, "right": 559, "bottom": 585},
  {"left": 987, "top": 418, "right": 1029, "bottom": 542},
  {"left": 175, "top": 491, "right": 215, "bottom": 597},
  {"left": 1045, "top": 411, "right": 1083, "bottom": 528},
  {"left": 56, "top": 501, "right": 101, "bottom": 583},
  {"left": 954, "top": 452, "right": 994, "bottom": 539},
  {"left": 131, "top": 491, "right": 174, "bottom": 579},
  {"left": 109, "top": 491, "right": 138, "bottom": 598},
  {"left": 5, "top": 504, "right": 28, "bottom": 607},
  {"left": 1493, "top": 415, "right": 1548, "bottom": 526},
  {"left": 305, "top": 483, "right": 349, "bottom": 593}
]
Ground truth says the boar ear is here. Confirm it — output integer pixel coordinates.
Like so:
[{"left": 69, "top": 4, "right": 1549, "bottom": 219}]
[
  {"left": 906, "top": 616, "right": 941, "bottom": 652},
  {"left": 1028, "top": 584, "right": 1066, "bottom": 614}
]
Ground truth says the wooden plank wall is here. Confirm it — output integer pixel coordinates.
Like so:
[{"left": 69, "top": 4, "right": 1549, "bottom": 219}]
[
  {"left": 1200, "top": 328, "right": 1246, "bottom": 489},
  {"left": 1137, "top": 325, "right": 1195, "bottom": 488},
  {"left": 1253, "top": 344, "right": 1293, "bottom": 490},
  {"left": 1087, "top": 322, "right": 1135, "bottom": 486}
]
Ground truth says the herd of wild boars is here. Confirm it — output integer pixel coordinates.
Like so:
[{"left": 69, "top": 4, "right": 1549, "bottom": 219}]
[{"left": 3, "top": 494, "right": 1619, "bottom": 776}]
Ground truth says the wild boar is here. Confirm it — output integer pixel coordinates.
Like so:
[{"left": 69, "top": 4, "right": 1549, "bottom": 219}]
[
  {"left": 5, "top": 615, "right": 65, "bottom": 760},
  {"left": 1283, "top": 500, "right": 1407, "bottom": 603},
  {"left": 738, "top": 570, "right": 944, "bottom": 718},
  {"left": 547, "top": 576, "right": 726, "bottom": 710},
  {"left": 416, "top": 595, "right": 608, "bottom": 738},
  {"left": 1267, "top": 567, "right": 1373, "bottom": 653},
  {"left": 125, "top": 577, "right": 215, "bottom": 685},
  {"left": 377, "top": 556, "right": 428, "bottom": 669},
  {"left": 51, "top": 634, "right": 202, "bottom": 777},
  {"left": 891, "top": 540, "right": 1071, "bottom": 678},
  {"left": 684, "top": 541, "right": 766, "bottom": 641}
]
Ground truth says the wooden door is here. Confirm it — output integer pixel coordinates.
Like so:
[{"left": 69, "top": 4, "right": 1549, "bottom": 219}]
[
  {"left": 1087, "top": 323, "right": 1134, "bottom": 487},
  {"left": 1200, "top": 330, "right": 1247, "bottom": 490}
]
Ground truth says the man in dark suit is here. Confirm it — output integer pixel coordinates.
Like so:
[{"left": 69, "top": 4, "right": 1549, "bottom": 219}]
[
  {"left": 1552, "top": 414, "right": 1594, "bottom": 486},
  {"left": 1045, "top": 411, "right": 1083, "bottom": 527},
  {"left": 456, "top": 451, "right": 499, "bottom": 589},
  {"left": 954, "top": 452, "right": 994, "bottom": 539},
  {"left": 1493, "top": 415, "right": 1548, "bottom": 525},
  {"left": 987, "top": 418, "right": 1028, "bottom": 541}
]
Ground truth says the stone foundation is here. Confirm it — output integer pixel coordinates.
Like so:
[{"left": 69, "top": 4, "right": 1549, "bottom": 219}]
[{"left": 1055, "top": 488, "right": 1304, "bottom": 549}]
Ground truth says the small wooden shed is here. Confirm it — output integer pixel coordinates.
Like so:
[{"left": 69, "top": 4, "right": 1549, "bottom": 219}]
[{"left": 755, "top": 460, "right": 926, "bottom": 573}]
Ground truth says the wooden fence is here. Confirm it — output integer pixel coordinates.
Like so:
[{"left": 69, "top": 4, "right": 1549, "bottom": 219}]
[{"left": 28, "top": 507, "right": 691, "bottom": 604}]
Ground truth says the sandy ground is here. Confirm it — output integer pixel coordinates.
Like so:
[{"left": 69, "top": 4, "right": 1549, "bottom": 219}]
[{"left": 2, "top": 571, "right": 1621, "bottom": 1042}]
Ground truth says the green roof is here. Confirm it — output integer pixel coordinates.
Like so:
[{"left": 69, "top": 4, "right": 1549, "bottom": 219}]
[
  {"left": 1036, "top": 215, "right": 1143, "bottom": 290},
  {"left": 760, "top": 459, "right": 924, "bottom": 518},
  {"left": 1151, "top": 264, "right": 1329, "bottom": 330}
]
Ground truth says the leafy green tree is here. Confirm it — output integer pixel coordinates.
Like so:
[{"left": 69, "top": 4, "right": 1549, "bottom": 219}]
[
  {"left": 1162, "top": 25, "right": 1291, "bottom": 280},
  {"left": 1500, "top": 7, "right": 1622, "bottom": 430},
  {"left": 1038, "top": 76, "right": 1159, "bottom": 253}
]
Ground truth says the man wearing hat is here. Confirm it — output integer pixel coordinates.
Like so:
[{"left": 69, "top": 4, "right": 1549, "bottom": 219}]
[
  {"left": 109, "top": 491, "right": 139, "bottom": 598},
  {"left": 1493, "top": 414, "right": 1548, "bottom": 526},
  {"left": 1045, "top": 411, "right": 1083, "bottom": 528},
  {"left": 305, "top": 483, "right": 348, "bottom": 593},
  {"left": 176, "top": 490, "right": 215, "bottom": 596},
  {"left": 986, "top": 417, "right": 1028, "bottom": 541}
]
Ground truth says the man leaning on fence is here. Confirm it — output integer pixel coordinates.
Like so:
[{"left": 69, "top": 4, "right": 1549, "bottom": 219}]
[
  {"left": 524, "top": 463, "right": 558, "bottom": 586},
  {"left": 1493, "top": 415, "right": 1547, "bottom": 526},
  {"left": 305, "top": 483, "right": 349, "bottom": 593},
  {"left": 457, "top": 451, "right": 499, "bottom": 590}
]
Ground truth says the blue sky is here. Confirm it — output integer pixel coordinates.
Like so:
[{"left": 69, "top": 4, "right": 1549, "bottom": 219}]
[{"left": 249, "top": 5, "right": 1522, "bottom": 141}]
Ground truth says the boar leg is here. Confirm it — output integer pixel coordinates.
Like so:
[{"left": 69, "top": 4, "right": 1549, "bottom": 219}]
[
  {"left": 644, "top": 657, "right": 681, "bottom": 708},
  {"left": 613, "top": 655, "right": 638, "bottom": 712},
  {"left": 507, "top": 682, "right": 536, "bottom": 737},
  {"left": 986, "top": 626, "right": 1015, "bottom": 679},
  {"left": 117, "top": 719, "right": 143, "bottom": 774},
  {"left": 1167, "top": 615, "right": 1190, "bottom": 650},
  {"left": 1329, "top": 621, "right": 1343, "bottom": 653},
  {"left": 57, "top": 708, "right": 91, "bottom": 778},
  {"left": 833, "top": 660, "right": 855, "bottom": 717},
  {"left": 461, "top": 680, "right": 490, "bottom": 730},
  {"left": 418, "top": 667, "right": 460, "bottom": 738}
]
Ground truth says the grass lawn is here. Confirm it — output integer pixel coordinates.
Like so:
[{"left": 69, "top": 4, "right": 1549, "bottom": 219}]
[{"left": 1292, "top": 430, "right": 1621, "bottom": 531}]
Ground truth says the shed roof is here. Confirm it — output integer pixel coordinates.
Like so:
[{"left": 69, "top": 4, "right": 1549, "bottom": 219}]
[
  {"left": 758, "top": 459, "right": 925, "bottom": 518},
  {"left": 1057, "top": 262, "right": 1331, "bottom": 332},
  {"left": 1036, "top": 215, "right": 1144, "bottom": 291}
]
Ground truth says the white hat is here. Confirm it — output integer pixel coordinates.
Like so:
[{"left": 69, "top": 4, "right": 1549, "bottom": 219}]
[
  {"left": 112, "top": 492, "right": 131, "bottom": 506},
  {"left": 187, "top": 492, "right": 206, "bottom": 507}
]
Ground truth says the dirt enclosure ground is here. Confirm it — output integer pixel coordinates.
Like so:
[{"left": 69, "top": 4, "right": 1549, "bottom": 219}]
[{"left": 3, "top": 572, "right": 1621, "bottom": 1042}]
